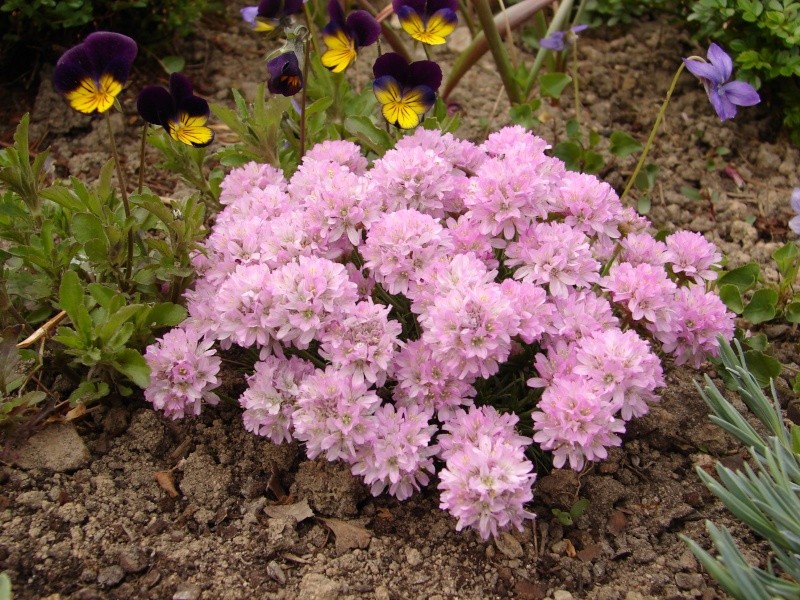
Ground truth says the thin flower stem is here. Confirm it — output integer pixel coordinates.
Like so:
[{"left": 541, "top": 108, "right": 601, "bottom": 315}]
[
  {"left": 619, "top": 62, "right": 686, "bottom": 204},
  {"left": 303, "top": 3, "right": 321, "bottom": 57},
  {"left": 300, "top": 38, "right": 310, "bottom": 162},
  {"left": 522, "top": 0, "right": 572, "bottom": 99},
  {"left": 104, "top": 111, "right": 133, "bottom": 288},
  {"left": 422, "top": 43, "right": 432, "bottom": 61},
  {"left": 572, "top": 40, "right": 581, "bottom": 127},
  {"left": 137, "top": 123, "right": 147, "bottom": 194},
  {"left": 472, "top": 0, "right": 521, "bottom": 104}
]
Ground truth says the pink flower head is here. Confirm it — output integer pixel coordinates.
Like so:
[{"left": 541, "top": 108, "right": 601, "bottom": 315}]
[
  {"left": 620, "top": 232, "right": 670, "bottom": 267},
  {"left": 552, "top": 171, "right": 621, "bottom": 240},
  {"left": 144, "top": 324, "right": 221, "bottom": 419},
  {"left": 302, "top": 139, "right": 368, "bottom": 174},
  {"left": 665, "top": 230, "right": 722, "bottom": 282},
  {"left": 601, "top": 262, "right": 677, "bottom": 325}
]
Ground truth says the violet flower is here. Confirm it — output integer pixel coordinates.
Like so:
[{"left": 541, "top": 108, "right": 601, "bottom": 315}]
[
  {"left": 137, "top": 73, "right": 214, "bottom": 147},
  {"left": 267, "top": 52, "right": 303, "bottom": 96},
  {"left": 790, "top": 188, "right": 800, "bottom": 236},
  {"left": 539, "top": 24, "right": 588, "bottom": 52},
  {"left": 321, "top": 0, "right": 381, "bottom": 73},
  {"left": 392, "top": 0, "right": 458, "bottom": 45},
  {"left": 52, "top": 31, "right": 138, "bottom": 114},
  {"left": 372, "top": 52, "right": 442, "bottom": 129},
  {"left": 241, "top": 0, "right": 303, "bottom": 32},
  {"left": 683, "top": 43, "right": 760, "bottom": 121}
]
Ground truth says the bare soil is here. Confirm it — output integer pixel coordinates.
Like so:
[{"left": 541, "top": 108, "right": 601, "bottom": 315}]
[{"left": 1, "top": 7, "right": 799, "bottom": 600}]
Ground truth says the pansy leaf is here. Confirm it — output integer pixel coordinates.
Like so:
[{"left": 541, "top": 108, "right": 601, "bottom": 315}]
[
  {"left": 540, "top": 72, "right": 572, "bottom": 99},
  {"left": 343, "top": 116, "right": 393, "bottom": 156}
]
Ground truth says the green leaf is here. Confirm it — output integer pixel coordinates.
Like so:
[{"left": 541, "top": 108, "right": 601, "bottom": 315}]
[
  {"left": 785, "top": 302, "right": 800, "bottom": 324},
  {"left": 743, "top": 350, "right": 782, "bottom": 387},
  {"left": 343, "top": 116, "right": 393, "bottom": 156},
  {"left": 552, "top": 141, "right": 582, "bottom": 171},
  {"left": 112, "top": 348, "right": 151, "bottom": 388},
  {"left": 634, "top": 163, "right": 658, "bottom": 191},
  {"left": 680, "top": 186, "right": 703, "bottom": 201},
  {"left": 565, "top": 118, "right": 580, "bottom": 141},
  {"left": 72, "top": 213, "right": 107, "bottom": 245},
  {"left": 741, "top": 288, "right": 779, "bottom": 324},
  {"left": 582, "top": 151, "right": 604, "bottom": 174},
  {"left": 159, "top": 55, "right": 186, "bottom": 74},
  {"left": 58, "top": 270, "right": 83, "bottom": 318},
  {"left": 719, "top": 284, "right": 744, "bottom": 314},
  {"left": 87, "top": 284, "right": 118, "bottom": 309},
  {"left": 305, "top": 96, "right": 334, "bottom": 117},
  {"left": 718, "top": 263, "right": 760, "bottom": 292},
  {"left": 540, "top": 72, "right": 573, "bottom": 99},
  {"left": 147, "top": 303, "right": 188, "bottom": 328},
  {"left": 637, "top": 195, "right": 651, "bottom": 215},
  {"left": 743, "top": 332, "right": 767, "bottom": 351},
  {"left": 772, "top": 242, "right": 799, "bottom": 278},
  {"left": 570, "top": 498, "right": 590, "bottom": 520},
  {"left": 609, "top": 131, "right": 643, "bottom": 158},
  {"left": 68, "top": 381, "right": 110, "bottom": 405}
]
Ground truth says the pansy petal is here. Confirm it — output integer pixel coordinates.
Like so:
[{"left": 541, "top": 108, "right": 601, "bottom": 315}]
[
  {"left": 707, "top": 42, "right": 732, "bottom": 82},
  {"left": 373, "top": 52, "right": 408, "bottom": 79},
  {"left": 373, "top": 75, "right": 402, "bottom": 106},
  {"left": 178, "top": 95, "right": 211, "bottom": 119},
  {"left": 169, "top": 112, "right": 214, "bottom": 147},
  {"left": 427, "top": 0, "right": 458, "bottom": 14},
  {"left": 384, "top": 101, "right": 422, "bottom": 129},
  {"left": 257, "top": 0, "right": 282, "bottom": 18},
  {"left": 408, "top": 59, "right": 442, "bottom": 91},
  {"left": 402, "top": 85, "right": 436, "bottom": 115},
  {"left": 326, "top": 0, "right": 347, "bottom": 27},
  {"left": 322, "top": 29, "right": 357, "bottom": 73},
  {"left": 423, "top": 8, "right": 457, "bottom": 45},
  {"left": 84, "top": 32, "right": 137, "bottom": 81},
  {"left": 392, "top": 0, "right": 426, "bottom": 17},
  {"left": 53, "top": 45, "right": 94, "bottom": 95},
  {"left": 283, "top": 0, "right": 304, "bottom": 15},
  {"left": 169, "top": 73, "right": 195, "bottom": 104},
  {"left": 137, "top": 85, "right": 174, "bottom": 126},
  {"left": 64, "top": 74, "right": 122, "bottom": 114},
  {"left": 397, "top": 7, "right": 430, "bottom": 44},
  {"left": 721, "top": 80, "right": 760, "bottom": 107},
  {"left": 347, "top": 10, "right": 381, "bottom": 47},
  {"left": 683, "top": 58, "right": 720, "bottom": 83},
  {"left": 267, "top": 52, "right": 303, "bottom": 96},
  {"left": 708, "top": 89, "right": 736, "bottom": 121}
]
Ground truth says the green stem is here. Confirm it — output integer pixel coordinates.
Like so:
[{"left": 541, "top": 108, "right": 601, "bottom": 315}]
[
  {"left": 458, "top": 0, "right": 478, "bottom": 37},
  {"left": 300, "top": 37, "right": 310, "bottom": 162},
  {"left": 303, "top": 3, "right": 320, "bottom": 57},
  {"left": 572, "top": 40, "right": 580, "bottom": 126},
  {"left": 104, "top": 111, "right": 133, "bottom": 289},
  {"left": 522, "top": 0, "right": 573, "bottom": 99},
  {"left": 619, "top": 62, "right": 686, "bottom": 204},
  {"left": 137, "top": 123, "right": 147, "bottom": 194},
  {"left": 472, "top": 0, "right": 522, "bottom": 104}
]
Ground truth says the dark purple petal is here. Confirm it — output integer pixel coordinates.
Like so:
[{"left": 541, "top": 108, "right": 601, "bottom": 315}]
[
  {"left": 683, "top": 58, "right": 721, "bottom": 84},
  {"left": 283, "top": 0, "right": 304, "bottom": 16},
  {"left": 84, "top": 31, "right": 138, "bottom": 84},
  {"left": 326, "top": 0, "right": 346, "bottom": 27},
  {"left": 392, "top": 0, "right": 426, "bottom": 17},
  {"left": 347, "top": 10, "right": 381, "bottom": 47},
  {"left": 178, "top": 95, "right": 211, "bottom": 118},
  {"left": 720, "top": 80, "right": 760, "bottom": 107},
  {"left": 707, "top": 42, "right": 732, "bottom": 83},
  {"left": 426, "top": 0, "right": 458, "bottom": 15},
  {"left": 53, "top": 44, "right": 94, "bottom": 94},
  {"left": 257, "top": 0, "right": 281, "bottom": 18},
  {"left": 373, "top": 52, "right": 408, "bottom": 79},
  {"left": 137, "top": 85, "right": 174, "bottom": 126},
  {"left": 408, "top": 59, "right": 442, "bottom": 91},
  {"left": 169, "top": 73, "right": 194, "bottom": 104}
]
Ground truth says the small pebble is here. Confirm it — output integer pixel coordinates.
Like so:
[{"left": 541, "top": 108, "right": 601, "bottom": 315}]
[
  {"left": 118, "top": 548, "right": 149, "bottom": 574},
  {"left": 267, "top": 560, "right": 286, "bottom": 585},
  {"left": 173, "top": 583, "right": 201, "bottom": 600},
  {"left": 405, "top": 547, "right": 423, "bottom": 566},
  {"left": 96, "top": 565, "right": 125, "bottom": 588},
  {"left": 553, "top": 591, "right": 574, "bottom": 600}
]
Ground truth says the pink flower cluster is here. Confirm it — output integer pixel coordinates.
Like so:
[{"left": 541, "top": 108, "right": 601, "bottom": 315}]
[{"left": 144, "top": 126, "right": 734, "bottom": 539}]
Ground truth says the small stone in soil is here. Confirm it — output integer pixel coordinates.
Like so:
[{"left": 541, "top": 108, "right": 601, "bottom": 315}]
[
  {"left": 118, "top": 548, "right": 149, "bottom": 574},
  {"left": 266, "top": 560, "right": 286, "bottom": 585},
  {"left": 96, "top": 565, "right": 125, "bottom": 588},
  {"left": 675, "top": 572, "right": 705, "bottom": 590},
  {"left": 173, "top": 583, "right": 201, "bottom": 600}
]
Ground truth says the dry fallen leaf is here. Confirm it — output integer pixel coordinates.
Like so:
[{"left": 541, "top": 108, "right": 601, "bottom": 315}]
[
  {"left": 576, "top": 542, "right": 602, "bottom": 562},
  {"left": 563, "top": 538, "right": 577, "bottom": 558},
  {"left": 320, "top": 518, "right": 372, "bottom": 555},
  {"left": 264, "top": 499, "right": 314, "bottom": 523},
  {"left": 65, "top": 403, "right": 87, "bottom": 421},
  {"left": 154, "top": 471, "right": 179, "bottom": 498}
]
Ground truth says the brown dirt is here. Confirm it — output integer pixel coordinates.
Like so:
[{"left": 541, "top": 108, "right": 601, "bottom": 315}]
[{"left": 1, "top": 6, "right": 799, "bottom": 600}]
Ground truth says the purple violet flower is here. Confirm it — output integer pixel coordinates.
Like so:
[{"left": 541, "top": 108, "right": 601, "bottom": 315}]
[
  {"left": 137, "top": 73, "right": 214, "bottom": 147},
  {"left": 267, "top": 52, "right": 304, "bottom": 96},
  {"left": 790, "top": 188, "right": 800, "bottom": 236},
  {"left": 683, "top": 43, "right": 760, "bottom": 121},
  {"left": 321, "top": 0, "right": 381, "bottom": 73},
  {"left": 241, "top": 0, "right": 303, "bottom": 32},
  {"left": 539, "top": 24, "right": 588, "bottom": 52}
]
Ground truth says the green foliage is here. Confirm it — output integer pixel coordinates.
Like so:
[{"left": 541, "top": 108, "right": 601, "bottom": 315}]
[
  {"left": 0, "top": 329, "right": 46, "bottom": 425},
  {"left": 0, "top": 115, "right": 204, "bottom": 410},
  {"left": 686, "top": 0, "right": 800, "bottom": 141},
  {"left": 0, "top": 0, "right": 220, "bottom": 48},
  {"left": 682, "top": 338, "right": 800, "bottom": 600},
  {"left": 0, "top": 572, "right": 10, "bottom": 600},
  {"left": 552, "top": 498, "right": 590, "bottom": 526},
  {"left": 583, "top": 0, "right": 679, "bottom": 26}
]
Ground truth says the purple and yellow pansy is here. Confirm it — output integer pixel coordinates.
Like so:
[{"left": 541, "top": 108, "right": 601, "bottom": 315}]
[
  {"left": 392, "top": 0, "right": 457, "bottom": 45},
  {"left": 321, "top": 0, "right": 380, "bottom": 73},
  {"left": 137, "top": 73, "right": 214, "bottom": 148},
  {"left": 267, "top": 52, "right": 304, "bottom": 96},
  {"left": 372, "top": 52, "right": 442, "bottom": 129},
  {"left": 52, "top": 31, "right": 138, "bottom": 114},
  {"left": 241, "top": 0, "right": 304, "bottom": 33}
]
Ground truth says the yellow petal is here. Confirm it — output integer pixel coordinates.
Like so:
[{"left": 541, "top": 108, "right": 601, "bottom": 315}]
[
  {"left": 321, "top": 31, "right": 357, "bottom": 73},
  {"left": 168, "top": 113, "right": 214, "bottom": 147},
  {"left": 65, "top": 74, "right": 122, "bottom": 114}
]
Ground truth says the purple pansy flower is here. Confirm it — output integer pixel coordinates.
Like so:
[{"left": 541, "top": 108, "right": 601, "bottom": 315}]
[
  {"left": 373, "top": 52, "right": 442, "bottom": 129},
  {"left": 392, "top": 0, "right": 458, "bottom": 45},
  {"left": 539, "top": 24, "right": 588, "bottom": 52},
  {"left": 52, "top": 31, "right": 138, "bottom": 114},
  {"left": 267, "top": 52, "right": 304, "bottom": 96},
  {"left": 790, "top": 188, "right": 800, "bottom": 236},
  {"left": 321, "top": 0, "right": 380, "bottom": 73},
  {"left": 683, "top": 43, "right": 760, "bottom": 121},
  {"left": 137, "top": 73, "right": 214, "bottom": 147}
]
